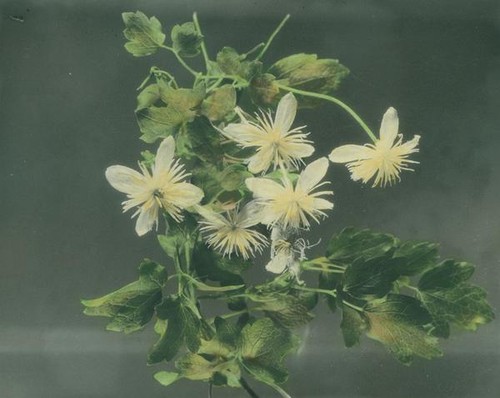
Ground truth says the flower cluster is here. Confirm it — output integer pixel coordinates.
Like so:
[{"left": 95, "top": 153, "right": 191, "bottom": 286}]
[{"left": 106, "top": 94, "right": 419, "bottom": 273}]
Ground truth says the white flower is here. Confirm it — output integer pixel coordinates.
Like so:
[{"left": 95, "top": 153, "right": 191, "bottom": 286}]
[
  {"left": 105, "top": 136, "right": 204, "bottom": 236},
  {"left": 265, "top": 226, "right": 297, "bottom": 274},
  {"left": 245, "top": 157, "right": 333, "bottom": 230},
  {"left": 222, "top": 93, "right": 314, "bottom": 174},
  {"left": 329, "top": 107, "right": 420, "bottom": 187},
  {"left": 197, "top": 203, "right": 268, "bottom": 259}
]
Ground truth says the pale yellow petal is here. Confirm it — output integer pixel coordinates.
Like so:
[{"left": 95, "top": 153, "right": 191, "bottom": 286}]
[
  {"left": 154, "top": 136, "right": 176, "bottom": 174},
  {"left": 105, "top": 165, "right": 146, "bottom": 194},
  {"left": 328, "top": 144, "right": 374, "bottom": 163},
  {"left": 284, "top": 142, "right": 315, "bottom": 158},
  {"left": 168, "top": 182, "right": 204, "bottom": 208},
  {"left": 135, "top": 202, "right": 159, "bottom": 236},
  {"left": 196, "top": 206, "right": 228, "bottom": 228},
  {"left": 274, "top": 93, "right": 297, "bottom": 134},
  {"left": 222, "top": 123, "right": 264, "bottom": 144},
  {"left": 237, "top": 201, "right": 264, "bottom": 228},
  {"left": 247, "top": 146, "right": 274, "bottom": 174},
  {"left": 245, "top": 177, "right": 285, "bottom": 199},
  {"left": 265, "top": 255, "right": 290, "bottom": 274},
  {"left": 379, "top": 107, "right": 399, "bottom": 146},
  {"left": 296, "top": 157, "right": 329, "bottom": 193},
  {"left": 313, "top": 197, "right": 334, "bottom": 210}
]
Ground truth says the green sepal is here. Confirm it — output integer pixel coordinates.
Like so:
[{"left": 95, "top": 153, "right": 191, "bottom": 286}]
[
  {"left": 81, "top": 259, "right": 167, "bottom": 333},
  {"left": 154, "top": 371, "right": 180, "bottom": 386},
  {"left": 122, "top": 11, "right": 166, "bottom": 57},
  {"left": 216, "top": 47, "right": 242, "bottom": 75},
  {"left": 201, "top": 85, "right": 237, "bottom": 122},
  {"left": 269, "top": 53, "right": 349, "bottom": 107},
  {"left": 249, "top": 73, "right": 280, "bottom": 107},
  {"left": 364, "top": 294, "right": 442, "bottom": 365},
  {"left": 171, "top": 22, "right": 203, "bottom": 57}
]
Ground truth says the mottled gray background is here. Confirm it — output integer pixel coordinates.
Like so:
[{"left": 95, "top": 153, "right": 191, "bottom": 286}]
[{"left": 1, "top": 0, "right": 499, "bottom": 397}]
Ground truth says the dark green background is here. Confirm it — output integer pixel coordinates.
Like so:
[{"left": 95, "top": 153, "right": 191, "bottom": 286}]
[{"left": 1, "top": 0, "right": 499, "bottom": 397}]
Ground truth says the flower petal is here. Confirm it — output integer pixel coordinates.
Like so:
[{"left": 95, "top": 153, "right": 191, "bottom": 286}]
[
  {"left": 313, "top": 198, "right": 334, "bottom": 210},
  {"left": 154, "top": 136, "right": 176, "bottom": 174},
  {"left": 222, "top": 123, "right": 264, "bottom": 144},
  {"left": 237, "top": 201, "right": 264, "bottom": 228},
  {"left": 296, "top": 157, "right": 329, "bottom": 193},
  {"left": 284, "top": 142, "right": 315, "bottom": 158},
  {"left": 135, "top": 202, "right": 159, "bottom": 236},
  {"left": 328, "top": 144, "right": 373, "bottom": 163},
  {"left": 247, "top": 146, "right": 275, "bottom": 174},
  {"left": 246, "top": 177, "right": 284, "bottom": 199},
  {"left": 379, "top": 107, "right": 399, "bottom": 146},
  {"left": 105, "top": 165, "right": 146, "bottom": 194},
  {"left": 266, "top": 252, "right": 293, "bottom": 274},
  {"left": 168, "top": 182, "right": 204, "bottom": 208},
  {"left": 196, "top": 205, "right": 228, "bottom": 228},
  {"left": 274, "top": 93, "right": 297, "bottom": 134}
]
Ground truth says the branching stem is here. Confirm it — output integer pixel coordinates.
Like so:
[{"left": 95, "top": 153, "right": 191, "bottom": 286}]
[
  {"left": 192, "top": 12, "right": 211, "bottom": 71},
  {"left": 256, "top": 14, "right": 290, "bottom": 61}
]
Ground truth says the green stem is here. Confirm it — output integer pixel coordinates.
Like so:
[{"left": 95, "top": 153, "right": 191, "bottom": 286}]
[
  {"left": 162, "top": 45, "right": 200, "bottom": 77},
  {"left": 295, "top": 285, "right": 337, "bottom": 298},
  {"left": 192, "top": 12, "right": 210, "bottom": 71},
  {"left": 275, "top": 83, "right": 378, "bottom": 143},
  {"left": 151, "top": 67, "right": 178, "bottom": 88},
  {"left": 303, "top": 265, "right": 344, "bottom": 274},
  {"left": 342, "top": 300, "right": 365, "bottom": 312},
  {"left": 256, "top": 14, "right": 290, "bottom": 61},
  {"left": 243, "top": 42, "right": 265, "bottom": 59}
]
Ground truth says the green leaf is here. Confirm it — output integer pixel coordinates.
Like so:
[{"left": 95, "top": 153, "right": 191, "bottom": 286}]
[
  {"left": 249, "top": 73, "right": 280, "bottom": 107},
  {"left": 219, "top": 164, "right": 252, "bottom": 192},
  {"left": 326, "top": 227, "right": 398, "bottom": 265},
  {"left": 364, "top": 294, "right": 442, "bottom": 364},
  {"left": 417, "top": 260, "right": 494, "bottom": 334},
  {"left": 418, "top": 259, "right": 474, "bottom": 291},
  {"left": 81, "top": 260, "right": 166, "bottom": 333},
  {"left": 240, "top": 318, "right": 297, "bottom": 384},
  {"left": 136, "top": 106, "right": 186, "bottom": 143},
  {"left": 177, "top": 117, "right": 223, "bottom": 164},
  {"left": 340, "top": 305, "right": 367, "bottom": 347},
  {"left": 148, "top": 296, "right": 204, "bottom": 363},
  {"left": 176, "top": 353, "right": 241, "bottom": 385},
  {"left": 157, "top": 214, "right": 198, "bottom": 261},
  {"left": 171, "top": 22, "right": 203, "bottom": 57},
  {"left": 270, "top": 53, "right": 349, "bottom": 107},
  {"left": 216, "top": 47, "right": 242, "bottom": 75},
  {"left": 393, "top": 240, "right": 439, "bottom": 276},
  {"left": 342, "top": 256, "right": 403, "bottom": 301},
  {"left": 201, "top": 85, "right": 237, "bottom": 122},
  {"left": 419, "top": 285, "right": 494, "bottom": 333},
  {"left": 136, "top": 83, "right": 161, "bottom": 110},
  {"left": 122, "top": 11, "right": 166, "bottom": 57},
  {"left": 154, "top": 371, "right": 180, "bottom": 386},
  {"left": 158, "top": 81, "right": 205, "bottom": 112},
  {"left": 260, "top": 294, "right": 315, "bottom": 328}
]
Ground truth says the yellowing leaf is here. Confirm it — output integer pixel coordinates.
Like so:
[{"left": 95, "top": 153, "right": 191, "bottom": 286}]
[{"left": 122, "top": 11, "right": 166, "bottom": 57}]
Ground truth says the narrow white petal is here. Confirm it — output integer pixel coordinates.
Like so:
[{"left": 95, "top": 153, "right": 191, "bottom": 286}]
[
  {"left": 154, "top": 136, "right": 176, "bottom": 174},
  {"left": 196, "top": 206, "right": 228, "bottom": 227},
  {"left": 296, "top": 157, "right": 329, "bottom": 193},
  {"left": 265, "top": 254, "right": 290, "bottom": 274},
  {"left": 222, "top": 123, "right": 264, "bottom": 144},
  {"left": 379, "top": 107, "right": 399, "bottom": 146},
  {"left": 105, "top": 165, "right": 146, "bottom": 194},
  {"left": 328, "top": 145, "right": 373, "bottom": 163},
  {"left": 246, "top": 177, "right": 284, "bottom": 199},
  {"left": 285, "top": 142, "right": 315, "bottom": 158},
  {"left": 169, "top": 183, "right": 204, "bottom": 207},
  {"left": 313, "top": 198, "right": 334, "bottom": 210},
  {"left": 274, "top": 93, "right": 297, "bottom": 133},
  {"left": 135, "top": 203, "right": 158, "bottom": 236}
]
